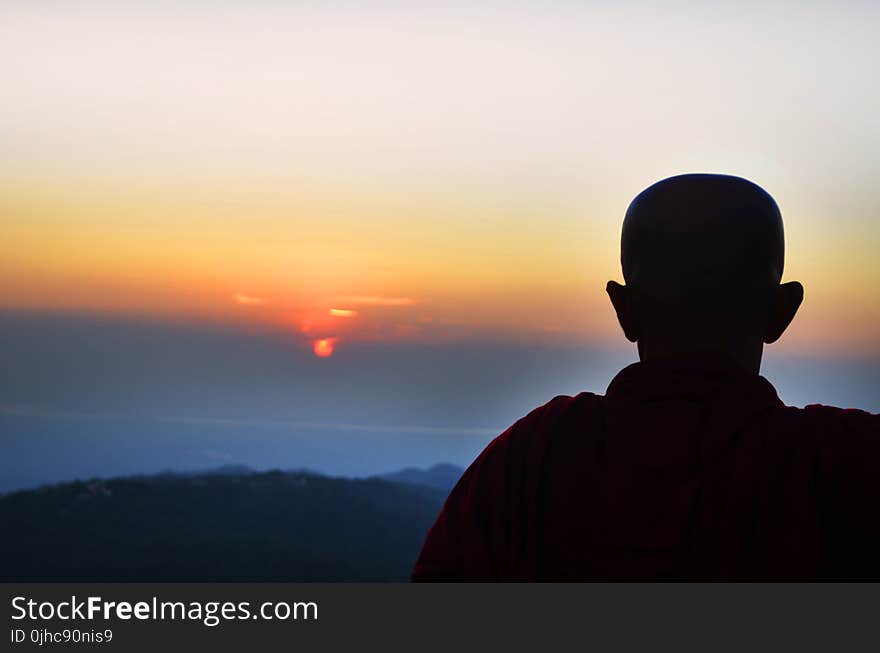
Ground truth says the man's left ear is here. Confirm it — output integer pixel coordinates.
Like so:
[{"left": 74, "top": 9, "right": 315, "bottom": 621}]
[{"left": 763, "top": 281, "right": 804, "bottom": 344}]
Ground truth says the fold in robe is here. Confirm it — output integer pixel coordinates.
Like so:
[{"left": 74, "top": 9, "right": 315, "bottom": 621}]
[{"left": 412, "top": 357, "right": 880, "bottom": 580}]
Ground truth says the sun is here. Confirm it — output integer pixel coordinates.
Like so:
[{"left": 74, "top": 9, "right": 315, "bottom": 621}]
[{"left": 312, "top": 337, "right": 337, "bottom": 358}]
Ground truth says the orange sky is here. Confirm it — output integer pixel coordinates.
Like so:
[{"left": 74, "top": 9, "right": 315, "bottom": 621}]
[
  {"left": 2, "top": 3, "right": 878, "bottom": 357},
  {"left": 2, "top": 173, "right": 877, "bottom": 357}
]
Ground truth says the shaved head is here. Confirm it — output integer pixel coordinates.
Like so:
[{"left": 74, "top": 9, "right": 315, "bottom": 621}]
[
  {"left": 607, "top": 173, "right": 803, "bottom": 373},
  {"left": 622, "top": 174, "right": 785, "bottom": 306}
]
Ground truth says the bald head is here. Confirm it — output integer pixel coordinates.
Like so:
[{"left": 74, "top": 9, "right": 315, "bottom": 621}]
[
  {"left": 607, "top": 173, "right": 803, "bottom": 372},
  {"left": 622, "top": 174, "right": 785, "bottom": 303}
]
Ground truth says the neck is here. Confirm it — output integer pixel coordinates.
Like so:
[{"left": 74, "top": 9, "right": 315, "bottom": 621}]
[{"left": 637, "top": 335, "right": 763, "bottom": 375}]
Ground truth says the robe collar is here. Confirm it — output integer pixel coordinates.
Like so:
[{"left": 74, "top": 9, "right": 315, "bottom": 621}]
[{"left": 605, "top": 352, "right": 784, "bottom": 409}]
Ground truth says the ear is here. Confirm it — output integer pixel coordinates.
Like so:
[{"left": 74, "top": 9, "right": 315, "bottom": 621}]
[
  {"left": 763, "top": 281, "right": 804, "bottom": 344},
  {"left": 606, "top": 280, "right": 640, "bottom": 342}
]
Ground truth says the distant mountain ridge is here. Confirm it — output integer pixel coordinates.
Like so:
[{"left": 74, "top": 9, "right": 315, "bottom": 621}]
[
  {"left": 0, "top": 465, "right": 459, "bottom": 582},
  {"left": 375, "top": 463, "right": 463, "bottom": 492},
  {"left": 150, "top": 464, "right": 324, "bottom": 479},
  {"left": 141, "top": 462, "right": 464, "bottom": 493}
]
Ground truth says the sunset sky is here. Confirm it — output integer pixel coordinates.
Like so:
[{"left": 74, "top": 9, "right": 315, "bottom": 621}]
[
  {"left": 1, "top": 1, "right": 878, "bottom": 489},
  {"left": 3, "top": 0, "right": 878, "bottom": 356}
]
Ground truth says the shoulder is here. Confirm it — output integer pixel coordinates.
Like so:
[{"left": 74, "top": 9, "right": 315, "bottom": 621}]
[
  {"left": 801, "top": 403, "right": 878, "bottom": 424},
  {"left": 750, "top": 404, "right": 879, "bottom": 477},
  {"left": 769, "top": 403, "right": 878, "bottom": 440},
  {"left": 416, "top": 393, "right": 605, "bottom": 580},
  {"left": 451, "top": 392, "right": 606, "bottom": 506},
  {"left": 477, "top": 392, "right": 604, "bottom": 465},
  {"left": 766, "top": 403, "right": 879, "bottom": 499},
  {"left": 799, "top": 404, "right": 879, "bottom": 459},
  {"left": 793, "top": 406, "right": 880, "bottom": 575}
]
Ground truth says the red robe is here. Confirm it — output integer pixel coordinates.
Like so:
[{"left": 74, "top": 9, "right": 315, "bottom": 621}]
[{"left": 412, "top": 357, "right": 880, "bottom": 580}]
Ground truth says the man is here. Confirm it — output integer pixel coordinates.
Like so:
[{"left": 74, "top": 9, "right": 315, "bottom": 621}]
[{"left": 412, "top": 173, "right": 879, "bottom": 581}]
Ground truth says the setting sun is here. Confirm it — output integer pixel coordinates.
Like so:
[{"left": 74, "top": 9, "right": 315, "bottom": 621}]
[{"left": 312, "top": 337, "right": 338, "bottom": 358}]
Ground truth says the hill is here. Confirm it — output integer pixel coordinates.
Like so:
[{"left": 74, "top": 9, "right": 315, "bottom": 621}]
[
  {"left": 0, "top": 469, "right": 449, "bottom": 581},
  {"left": 376, "top": 463, "right": 463, "bottom": 492}
]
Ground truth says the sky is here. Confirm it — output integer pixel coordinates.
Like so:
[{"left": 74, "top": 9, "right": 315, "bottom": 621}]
[{"left": 1, "top": 1, "right": 878, "bottom": 490}]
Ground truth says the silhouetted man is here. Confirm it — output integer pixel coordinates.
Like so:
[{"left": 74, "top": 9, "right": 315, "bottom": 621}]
[{"left": 412, "top": 173, "right": 879, "bottom": 581}]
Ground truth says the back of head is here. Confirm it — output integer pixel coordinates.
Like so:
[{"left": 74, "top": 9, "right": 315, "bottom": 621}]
[
  {"left": 622, "top": 173, "right": 785, "bottom": 327},
  {"left": 607, "top": 173, "right": 803, "bottom": 371}
]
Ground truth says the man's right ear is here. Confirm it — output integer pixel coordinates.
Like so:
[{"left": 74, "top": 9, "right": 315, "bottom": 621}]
[{"left": 606, "top": 281, "right": 639, "bottom": 342}]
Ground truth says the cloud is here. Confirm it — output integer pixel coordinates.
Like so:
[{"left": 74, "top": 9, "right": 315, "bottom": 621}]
[
  {"left": 1, "top": 406, "right": 501, "bottom": 437},
  {"left": 329, "top": 308, "right": 358, "bottom": 318},
  {"left": 204, "top": 448, "right": 237, "bottom": 463},
  {"left": 339, "top": 296, "right": 416, "bottom": 307},
  {"left": 0, "top": 403, "right": 125, "bottom": 421},
  {"left": 158, "top": 415, "right": 499, "bottom": 437},
  {"left": 233, "top": 293, "right": 267, "bottom": 306}
]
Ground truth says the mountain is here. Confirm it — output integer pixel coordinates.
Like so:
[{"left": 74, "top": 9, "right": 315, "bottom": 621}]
[
  {"left": 0, "top": 469, "right": 447, "bottom": 581},
  {"left": 376, "top": 463, "right": 464, "bottom": 492},
  {"left": 151, "top": 464, "right": 257, "bottom": 478},
  {"left": 149, "top": 464, "right": 325, "bottom": 479}
]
